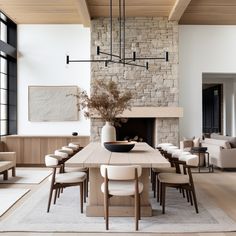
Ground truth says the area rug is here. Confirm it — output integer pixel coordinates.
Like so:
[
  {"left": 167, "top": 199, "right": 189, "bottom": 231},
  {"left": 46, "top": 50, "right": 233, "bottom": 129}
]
[
  {"left": 0, "top": 188, "right": 30, "bottom": 216},
  {"left": 0, "top": 182, "right": 236, "bottom": 233},
  {"left": 0, "top": 169, "right": 51, "bottom": 184}
]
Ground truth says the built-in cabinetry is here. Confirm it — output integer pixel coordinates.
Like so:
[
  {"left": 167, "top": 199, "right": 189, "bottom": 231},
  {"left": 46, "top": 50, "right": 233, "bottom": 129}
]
[{"left": 1, "top": 135, "right": 90, "bottom": 166}]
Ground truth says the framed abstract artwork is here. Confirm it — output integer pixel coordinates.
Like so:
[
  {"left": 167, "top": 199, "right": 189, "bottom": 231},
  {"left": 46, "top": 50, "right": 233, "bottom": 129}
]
[{"left": 28, "top": 86, "right": 78, "bottom": 121}]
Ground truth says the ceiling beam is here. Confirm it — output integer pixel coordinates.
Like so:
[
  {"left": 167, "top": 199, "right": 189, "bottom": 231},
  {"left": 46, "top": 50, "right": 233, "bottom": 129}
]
[
  {"left": 168, "top": 0, "right": 192, "bottom": 21},
  {"left": 75, "top": 0, "right": 91, "bottom": 27}
]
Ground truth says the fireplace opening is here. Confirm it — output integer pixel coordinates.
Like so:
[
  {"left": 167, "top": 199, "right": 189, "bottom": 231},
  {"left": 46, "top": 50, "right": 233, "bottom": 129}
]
[{"left": 115, "top": 118, "right": 155, "bottom": 147}]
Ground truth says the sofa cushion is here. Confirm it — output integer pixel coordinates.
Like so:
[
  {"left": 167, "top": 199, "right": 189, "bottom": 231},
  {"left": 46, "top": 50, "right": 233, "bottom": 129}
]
[
  {"left": 210, "top": 133, "right": 236, "bottom": 148},
  {"left": 203, "top": 138, "right": 231, "bottom": 149}
]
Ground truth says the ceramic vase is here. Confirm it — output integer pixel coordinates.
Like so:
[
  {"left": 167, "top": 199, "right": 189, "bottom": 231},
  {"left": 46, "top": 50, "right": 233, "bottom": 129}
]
[{"left": 101, "top": 121, "right": 116, "bottom": 146}]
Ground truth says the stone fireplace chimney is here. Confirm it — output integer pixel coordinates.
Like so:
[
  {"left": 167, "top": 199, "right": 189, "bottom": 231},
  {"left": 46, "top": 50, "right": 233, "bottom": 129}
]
[{"left": 90, "top": 17, "right": 180, "bottom": 146}]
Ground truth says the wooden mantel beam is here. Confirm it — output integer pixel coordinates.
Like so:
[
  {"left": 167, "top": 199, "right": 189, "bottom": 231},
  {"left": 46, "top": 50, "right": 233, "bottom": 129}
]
[
  {"left": 75, "top": 0, "right": 91, "bottom": 27},
  {"left": 168, "top": 0, "right": 191, "bottom": 22}
]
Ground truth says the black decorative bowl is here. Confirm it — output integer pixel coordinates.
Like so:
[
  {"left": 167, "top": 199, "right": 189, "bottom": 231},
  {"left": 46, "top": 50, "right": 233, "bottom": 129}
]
[
  {"left": 72, "top": 132, "right": 78, "bottom": 136},
  {"left": 104, "top": 141, "right": 135, "bottom": 152}
]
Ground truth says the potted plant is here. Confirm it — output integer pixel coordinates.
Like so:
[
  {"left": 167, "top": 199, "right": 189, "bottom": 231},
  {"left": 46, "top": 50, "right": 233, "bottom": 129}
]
[{"left": 75, "top": 79, "right": 133, "bottom": 145}]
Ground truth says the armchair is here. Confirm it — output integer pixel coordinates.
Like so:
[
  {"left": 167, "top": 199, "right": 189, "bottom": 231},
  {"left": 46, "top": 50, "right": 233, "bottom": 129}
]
[{"left": 0, "top": 152, "right": 16, "bottom": 180}]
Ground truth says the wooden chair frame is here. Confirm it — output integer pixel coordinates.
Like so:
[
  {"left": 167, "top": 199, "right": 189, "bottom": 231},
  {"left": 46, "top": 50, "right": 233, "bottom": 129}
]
[
  {"left": 103, "top": 167, "right": 141, "bottom": 231},
  {"left": 159, "top": 160, "right": 199, "bottom": 214},
  {"left": 47, "top": 164, "right": 85, "bottom": 214}
]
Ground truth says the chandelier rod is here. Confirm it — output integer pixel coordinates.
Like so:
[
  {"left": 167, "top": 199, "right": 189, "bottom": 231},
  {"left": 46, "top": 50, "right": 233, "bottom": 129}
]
[{"left": 66, "top": 0, "right": 168, "bottom": 70}]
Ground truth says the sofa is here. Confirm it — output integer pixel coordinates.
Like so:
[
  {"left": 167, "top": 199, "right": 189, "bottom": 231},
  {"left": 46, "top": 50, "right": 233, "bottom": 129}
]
[
  {"left": 202, "top": 134, "right": 236, "bottom": 169},
  {"left": 0, "top": 152, "right": 16, "bottom": 180}
]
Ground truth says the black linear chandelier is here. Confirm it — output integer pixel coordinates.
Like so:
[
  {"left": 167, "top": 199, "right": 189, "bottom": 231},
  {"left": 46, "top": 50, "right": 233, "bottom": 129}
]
[{"left": 66, "top": 0, "right": 168, "bottom": 70}]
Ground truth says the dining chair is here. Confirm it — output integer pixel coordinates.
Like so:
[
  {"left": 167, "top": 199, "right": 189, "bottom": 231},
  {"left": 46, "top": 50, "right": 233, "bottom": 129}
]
[
  {"left": 158, "top": 154, "right": 199, "bottom": 214},
  {"left": 100, "top": 165, "right": 143, "bottom": 231},
  {"left": 68, "top": 142, "right": 80, "bottom": 152},
  {"left": 45, "top": 154, "right": 86, "bottom": 213},
  {"left": 152, "top": 147, "right": 179, "bottom": 200},
  {"left": 61, "top": 146, "right": 75, "bottom": 155},
  {"left": 55, "top": 149, "right": 88, "bottom": 202}
]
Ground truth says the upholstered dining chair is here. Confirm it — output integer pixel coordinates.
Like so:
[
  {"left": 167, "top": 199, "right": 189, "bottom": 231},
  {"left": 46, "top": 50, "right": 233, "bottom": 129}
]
[
  {"left": 100, "top": 165, "right": 143, "bottom": 231},
  {"left": 158, "top": 154, "right": 199, "bottom": 214},
  {"left": 61, "top": 146, "right": 74, "bottom": 155},
  {"left": 55, "top": 149, "right": 88, "bottom": 202},
  {"left": 45, "top": 154, "right": 87, "bottom": 213},
  {"left": 68, "top": 142, "right": 80, "bottom": 152}
]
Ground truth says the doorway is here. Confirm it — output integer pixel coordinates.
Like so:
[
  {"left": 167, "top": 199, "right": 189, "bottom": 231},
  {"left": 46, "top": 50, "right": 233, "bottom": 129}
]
[{"left": 202, "top": 84, "right": 223, "bottom": 135}]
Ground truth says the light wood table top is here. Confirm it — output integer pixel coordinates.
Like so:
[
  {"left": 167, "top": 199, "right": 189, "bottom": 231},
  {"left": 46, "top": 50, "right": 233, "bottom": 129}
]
[{"left": 66, "top": 142, "right": 170, "bottom": 168}]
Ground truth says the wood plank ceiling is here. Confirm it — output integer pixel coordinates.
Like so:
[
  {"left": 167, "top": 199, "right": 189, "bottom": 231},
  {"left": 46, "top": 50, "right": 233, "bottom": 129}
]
[
  {"left": 180, "top": 0, "right": 236, "bottom": 25},
  {"left": 0, "top": 0, "right": 236, "bottom": 25}
]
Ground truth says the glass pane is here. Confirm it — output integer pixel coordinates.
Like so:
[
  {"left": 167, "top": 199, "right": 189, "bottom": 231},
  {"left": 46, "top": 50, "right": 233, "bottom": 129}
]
[
  {"left": 1, "top": 73, "right": 7, "bottom": 89},
  {"left": 1, "top": 58, "right": 7, "bottom": 74},
  {"left": 1, "top": 104, "right": 7, "bottom": 119},
  {"left": 9, "top": 91, "right": 16, "bottom": 106},
  {"left": 0, "top": 22, "right": 7, "bottom": 43},
  {"left": 0, "top": 120, "right": 7, "bottom": 135},
  {"left": 0, "top": 89, "right": 7, "bottom": 104}
]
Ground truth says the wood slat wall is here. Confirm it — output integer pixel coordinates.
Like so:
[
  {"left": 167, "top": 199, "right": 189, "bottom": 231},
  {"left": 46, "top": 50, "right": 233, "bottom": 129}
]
[{"left": 1, "top": 135, "right": 90, "bottom": 166}]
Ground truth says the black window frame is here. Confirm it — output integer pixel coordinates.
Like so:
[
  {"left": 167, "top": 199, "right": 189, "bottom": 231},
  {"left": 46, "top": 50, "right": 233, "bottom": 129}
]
[{"left": 0, "top": 12, "right": 17, "bottom": 137}]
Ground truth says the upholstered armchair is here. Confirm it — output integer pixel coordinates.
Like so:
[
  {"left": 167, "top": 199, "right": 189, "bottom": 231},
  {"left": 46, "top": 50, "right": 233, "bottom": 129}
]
[{"left": 0, "top": 152, "right": 16, "bottom": 180}]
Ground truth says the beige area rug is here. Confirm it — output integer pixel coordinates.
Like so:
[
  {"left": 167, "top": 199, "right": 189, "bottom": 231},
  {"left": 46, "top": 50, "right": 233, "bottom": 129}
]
[
  {"left": 0, "top": 169, "right": 51, "bottom": 184},
  {"left": 0, "top": 188, "right": 30, "bottom": 217},
  {"left": 0, "top": 182, "right": 236, "bottom": 233}
]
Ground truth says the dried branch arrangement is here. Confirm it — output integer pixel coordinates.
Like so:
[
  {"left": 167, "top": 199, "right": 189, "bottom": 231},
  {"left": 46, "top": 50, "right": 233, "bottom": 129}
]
[{"left": 73, "top": 79, "right": 133, "bottom": 123}]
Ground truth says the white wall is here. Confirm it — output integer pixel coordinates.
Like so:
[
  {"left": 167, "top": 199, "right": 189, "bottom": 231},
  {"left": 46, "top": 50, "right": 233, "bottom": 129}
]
[
  {"left": 18, "top": 25, "right": 90, "bottom": 135},
  {"left": 179, "top": 25, "right": 236, "bottom": 138}
]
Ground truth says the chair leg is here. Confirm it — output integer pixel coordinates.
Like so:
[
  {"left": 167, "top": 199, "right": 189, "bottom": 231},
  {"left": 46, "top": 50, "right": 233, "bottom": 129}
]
[
  {"left": 57, "top": 188, "right": 61, "bottom": 198},
  {"left": 138, "top": 193, "right": 141, "bottom": 220},
  {"left": 104, "top": 193, "right": 109, "bottom": 230},
  {"left": 162, "top": 184, "right": 166, "bottom": 214},
  {"left": 156, "top": 176, "right": 160, "bottom": 202},
  {"left": 159, "top": 182, "right": 162, "bottom": 206},
  {"left": 186, "top": 189, "right": 189, "bottom": 202},
  {"left": 12, "top": 167, "right": 16, "bottom": 177},
  {"left": 182, "top": 188, "right": 185, "bottom": 198},
  {"left": 86, "top": 176, "right": 89, "bottom": 197},
  {"left": 189, "top": 190, "right": 193, "bottom": 205},
  {"left": 135, "top": 193, "right": 139, "bottom": 231},
  {"left": 83, "top": 179, "right": 87, "bottom": 203},
  {"left": 80, "top": 182, "right": 84, "bottom": 213},
  {"left": 153, "top": 172, "right": 156, "bottom": 198},
  {"left": 191, "top": 186, "right": 199, "bottom": 213},
  {"left": 47, "top": 186, "right": 54, "bottom": 213},
  {"left": 53, "top": 188, "right": 58, "bottom": 204},
  {"left": 3, "top": 170, "right": 8, "bottom": 180}
]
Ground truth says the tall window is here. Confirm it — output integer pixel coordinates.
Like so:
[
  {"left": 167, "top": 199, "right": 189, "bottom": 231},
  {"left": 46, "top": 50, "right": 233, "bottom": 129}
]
[{"left": 0, "top": 12, "right": 17, "bottom": 136}]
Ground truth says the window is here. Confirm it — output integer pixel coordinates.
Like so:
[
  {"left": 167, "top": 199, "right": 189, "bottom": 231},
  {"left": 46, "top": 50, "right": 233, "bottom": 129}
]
[{"left": 0, "top": 12, "right": 17, "bottom": 136}]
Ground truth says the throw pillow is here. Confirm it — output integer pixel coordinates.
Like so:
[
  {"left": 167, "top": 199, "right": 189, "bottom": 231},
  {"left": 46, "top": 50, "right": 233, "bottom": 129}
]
[
  {"left": 225, "top": 141, "right": 231, "bottom": 149},
  {"left": 193, "top": 137, "right": 200, "bottom": 147}
]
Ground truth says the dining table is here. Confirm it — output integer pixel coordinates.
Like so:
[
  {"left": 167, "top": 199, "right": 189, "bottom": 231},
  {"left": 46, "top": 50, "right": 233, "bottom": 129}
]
[{"left": 66, "top": 142, "right": 170, "bottom": 217}]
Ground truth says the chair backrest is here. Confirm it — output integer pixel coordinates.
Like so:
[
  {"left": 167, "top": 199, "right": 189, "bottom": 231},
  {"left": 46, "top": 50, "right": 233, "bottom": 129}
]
[
  {"left": 54, "top": 150, "right": 68, "bottom": 159},
  {"left": 45, "top": 154, "right": 62, "bottom": 167},
  {"left": 68, "top": 143, "right": 80, "bottom": 149},
  {"left": 100, "top": 165, "right": 142, "bottom": 180},
  {"left": 62, "top": 146, "right": 74, "bottom": 154}
]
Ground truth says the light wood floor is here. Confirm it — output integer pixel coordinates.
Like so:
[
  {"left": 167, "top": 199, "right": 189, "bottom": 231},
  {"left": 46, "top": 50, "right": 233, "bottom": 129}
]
[{"left": 1, "top": 168, "right": 236, "bottom": 236}]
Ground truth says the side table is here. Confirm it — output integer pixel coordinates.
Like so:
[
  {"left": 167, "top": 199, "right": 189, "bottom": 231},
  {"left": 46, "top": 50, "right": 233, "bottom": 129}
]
[{"left": 191, "top": 147, "right": 214, "bottom": 173}]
